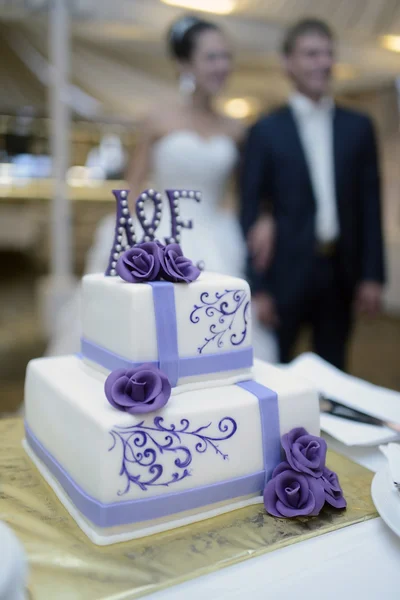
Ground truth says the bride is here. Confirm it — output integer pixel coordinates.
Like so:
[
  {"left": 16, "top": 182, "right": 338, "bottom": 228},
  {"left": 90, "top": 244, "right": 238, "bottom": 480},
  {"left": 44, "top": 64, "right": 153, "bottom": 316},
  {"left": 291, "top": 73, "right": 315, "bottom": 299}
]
[{"left": 47, "top": 15, "right": 277, "bottom": 362}]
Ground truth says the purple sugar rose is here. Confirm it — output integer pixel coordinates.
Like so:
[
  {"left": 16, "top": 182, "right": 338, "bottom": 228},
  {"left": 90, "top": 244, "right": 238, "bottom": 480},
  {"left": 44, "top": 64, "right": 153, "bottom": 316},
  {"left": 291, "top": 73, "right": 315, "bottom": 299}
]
[
  {"left": 271, "top": 460, "right": 293, "bottom": 478},
  {"left": 264, "top": 466, "right": 326, "bottom": 518},
  {"left": 281, "top": 427, "right": 327, "bottom": 478},
  {"left": 116, "top": 242, "right": 160, "bottom": 283},
  {"left": 159, "top": 243, "right": 200, "bottom": 283},
  {"left": 321, "top": 466, "right": 347, "bottom": 509},
  {"left": 105, "top": 364, "right": 171, "bottom": 414}
]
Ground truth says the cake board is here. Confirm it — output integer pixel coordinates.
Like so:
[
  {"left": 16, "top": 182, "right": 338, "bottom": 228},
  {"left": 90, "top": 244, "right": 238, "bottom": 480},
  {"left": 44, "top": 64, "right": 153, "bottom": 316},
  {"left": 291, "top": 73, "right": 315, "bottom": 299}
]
[{"left": 1, "top": 419, "right": 378, "bottom": 600}]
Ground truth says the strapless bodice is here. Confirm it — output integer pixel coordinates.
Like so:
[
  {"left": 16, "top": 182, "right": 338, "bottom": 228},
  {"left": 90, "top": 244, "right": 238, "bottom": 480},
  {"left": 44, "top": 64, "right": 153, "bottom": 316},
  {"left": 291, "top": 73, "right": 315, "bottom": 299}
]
[
  {"left": 152, "top": 130, "right": 238, "bottom": 214},
  {"left": 150, "top": 129, "right": 243, "bottom": 275}
]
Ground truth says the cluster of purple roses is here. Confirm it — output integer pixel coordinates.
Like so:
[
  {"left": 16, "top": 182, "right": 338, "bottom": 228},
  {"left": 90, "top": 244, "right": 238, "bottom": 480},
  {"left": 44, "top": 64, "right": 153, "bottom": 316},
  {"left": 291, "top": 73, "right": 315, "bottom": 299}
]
[
  {"left": 264, "top": 427, "right": 346, "bottom": 518},
  {"left": 116, "top": 241, "right": 201, "bottom": 284}
]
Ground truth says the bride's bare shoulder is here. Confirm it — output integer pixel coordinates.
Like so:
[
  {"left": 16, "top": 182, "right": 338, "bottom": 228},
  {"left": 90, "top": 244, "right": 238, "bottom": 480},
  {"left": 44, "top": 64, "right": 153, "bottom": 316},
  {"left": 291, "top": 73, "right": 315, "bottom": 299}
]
[{"left": 141, "top": 104, "right": 182, "bottom": 138}]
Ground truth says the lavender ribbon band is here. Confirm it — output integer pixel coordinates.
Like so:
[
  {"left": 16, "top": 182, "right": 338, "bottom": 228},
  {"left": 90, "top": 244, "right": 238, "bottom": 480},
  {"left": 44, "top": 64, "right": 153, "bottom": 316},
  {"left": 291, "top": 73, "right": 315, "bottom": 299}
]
[
  {"left": 24, "top": 380, "right": 280, "bottom": 529},
  {"left": 148, "top": 281, "right": 179, "bottom": 387},
  {"left": 80, "top": 339, "right": 253, "bottom": 381},
  {"left": 25, "top": 422, "right": 265, "bottom": 528},
  {"left": 237, "top": 380, "right": 281, "bottom": 485}
]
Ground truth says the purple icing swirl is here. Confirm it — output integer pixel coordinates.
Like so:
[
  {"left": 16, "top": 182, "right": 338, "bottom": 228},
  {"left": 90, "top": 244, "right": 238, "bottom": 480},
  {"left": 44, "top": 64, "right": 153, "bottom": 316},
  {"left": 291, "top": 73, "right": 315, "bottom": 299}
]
[
  {"left": 281, "top": 427, "right": 327, "bottom": 478},
  {"left": 116, "top": 242, "right": 161, "bottom": 283},
  {"left": 105, "top": 364, "right": 171, "bottom": 414},
  {"left": 108, "top": 416, "right": 237, "bottom": 494},
  {"left": 190, "top": 289, "right": 249, "bottom": 354},
  {"left": 159, "top": 243, "right": 201, "bottom": 283},
  {"left": 263, "top": 462, "right": 326, "bottom": 518}
]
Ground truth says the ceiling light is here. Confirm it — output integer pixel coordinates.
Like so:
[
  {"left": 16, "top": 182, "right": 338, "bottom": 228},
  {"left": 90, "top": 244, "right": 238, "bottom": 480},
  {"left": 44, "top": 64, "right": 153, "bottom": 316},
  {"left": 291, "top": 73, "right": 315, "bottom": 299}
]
[
  {"left": 223, "top": 98, "right": 253, "bottom": 119},
  {"left": 161, "top": 0, "right": 236, "bottom": 15},
  {"left": 381, "top": 35, "right": 400, "bottom": 53}
]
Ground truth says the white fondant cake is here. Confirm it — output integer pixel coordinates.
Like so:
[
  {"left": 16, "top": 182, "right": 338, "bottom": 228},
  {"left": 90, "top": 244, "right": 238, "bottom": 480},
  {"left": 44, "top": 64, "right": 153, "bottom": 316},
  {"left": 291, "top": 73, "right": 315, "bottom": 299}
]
[
  {"left": 81, "top": 272, "right": 253, "bottom": 385},
  {"left": 24, "top": 271, "right": 320, "bottom": 545}
]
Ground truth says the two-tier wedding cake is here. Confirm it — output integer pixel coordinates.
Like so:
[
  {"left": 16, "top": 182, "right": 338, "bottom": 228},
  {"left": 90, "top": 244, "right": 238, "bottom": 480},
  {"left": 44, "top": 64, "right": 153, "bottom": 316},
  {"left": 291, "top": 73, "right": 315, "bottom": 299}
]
[{"left": 23, "top": 189, "right": 341, "bottom": 546}]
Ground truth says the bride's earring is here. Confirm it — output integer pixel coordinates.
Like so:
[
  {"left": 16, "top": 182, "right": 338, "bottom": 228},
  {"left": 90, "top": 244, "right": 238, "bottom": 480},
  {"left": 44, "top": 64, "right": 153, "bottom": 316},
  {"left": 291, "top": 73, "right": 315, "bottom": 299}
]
[{"left": 179, "top": 72, "right": 196, "bottom": 96}]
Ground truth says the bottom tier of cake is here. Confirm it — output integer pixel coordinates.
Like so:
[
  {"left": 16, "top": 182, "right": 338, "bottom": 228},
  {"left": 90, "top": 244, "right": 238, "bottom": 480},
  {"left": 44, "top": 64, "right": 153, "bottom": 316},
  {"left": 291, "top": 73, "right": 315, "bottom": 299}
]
[
  {"left": 23, "top": 436, "right": 264, "bottom": 545},
  {"left": 24, "top": 356, "right": 319, "bottom": 545}
]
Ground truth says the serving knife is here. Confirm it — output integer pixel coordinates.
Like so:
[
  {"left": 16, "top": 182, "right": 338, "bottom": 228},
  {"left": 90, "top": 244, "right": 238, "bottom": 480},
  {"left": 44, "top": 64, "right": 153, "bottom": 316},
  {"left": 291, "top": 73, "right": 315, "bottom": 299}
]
[{"left": 319, "top": 396, "right": 400, "bottom": 435}]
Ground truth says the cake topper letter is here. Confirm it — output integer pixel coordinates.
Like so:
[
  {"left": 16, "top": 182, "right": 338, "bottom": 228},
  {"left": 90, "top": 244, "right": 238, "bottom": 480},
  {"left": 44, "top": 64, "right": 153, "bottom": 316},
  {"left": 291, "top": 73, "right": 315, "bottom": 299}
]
[{"left": 105, "top": 188, "right": 201, "bottom": 276}]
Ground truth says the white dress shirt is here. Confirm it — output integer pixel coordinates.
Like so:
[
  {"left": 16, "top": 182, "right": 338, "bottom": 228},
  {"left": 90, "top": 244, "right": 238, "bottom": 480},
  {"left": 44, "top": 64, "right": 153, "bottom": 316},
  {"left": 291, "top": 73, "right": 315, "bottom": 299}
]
[{"left": 289, "top": 92, "right": 339, "bottom": 242}]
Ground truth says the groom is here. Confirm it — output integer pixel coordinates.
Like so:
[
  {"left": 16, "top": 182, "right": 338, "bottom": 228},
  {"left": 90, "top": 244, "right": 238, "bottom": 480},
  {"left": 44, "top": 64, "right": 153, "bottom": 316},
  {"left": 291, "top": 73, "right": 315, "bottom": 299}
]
[{"left": 240, "top": 19, "right": 386, "bottom": 370}]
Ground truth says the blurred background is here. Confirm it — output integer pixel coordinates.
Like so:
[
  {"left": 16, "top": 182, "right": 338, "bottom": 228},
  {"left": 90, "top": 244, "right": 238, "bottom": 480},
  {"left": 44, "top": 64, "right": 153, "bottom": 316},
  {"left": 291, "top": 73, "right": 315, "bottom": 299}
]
[{"left": 1, "top": 0, "right": 400, "bottom": 414}]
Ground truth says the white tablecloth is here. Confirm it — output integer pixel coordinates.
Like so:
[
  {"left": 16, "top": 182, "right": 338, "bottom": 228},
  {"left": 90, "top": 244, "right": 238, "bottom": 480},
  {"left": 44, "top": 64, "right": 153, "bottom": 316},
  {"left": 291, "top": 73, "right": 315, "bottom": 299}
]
[
  {"left": 0, "top": 522, "right": 27, "bottom": 600},
  {"left": 148, "top": 436, "right": 400, "bottom": 600}
]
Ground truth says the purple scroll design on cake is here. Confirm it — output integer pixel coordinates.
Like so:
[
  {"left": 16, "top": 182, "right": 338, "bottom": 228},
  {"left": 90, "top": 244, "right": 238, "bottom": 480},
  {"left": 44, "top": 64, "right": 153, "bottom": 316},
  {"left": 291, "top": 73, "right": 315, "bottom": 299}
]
[
  {"left": 164, "top": 189, "right": 201, "bottom": 245},
  {"left": 108, "top": 415, "right": 237, "bottom": 495},
  {"left": 105, "top": 189, "right": 137, "bottom": 276},
  {"left": 190, "top": 289, "right": 250, "bottom": 354}
]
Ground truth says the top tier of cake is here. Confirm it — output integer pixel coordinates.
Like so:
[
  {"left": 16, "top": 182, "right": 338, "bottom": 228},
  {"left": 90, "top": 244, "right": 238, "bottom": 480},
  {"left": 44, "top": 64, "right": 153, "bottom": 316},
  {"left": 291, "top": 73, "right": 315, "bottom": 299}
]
[{"left": 80, "top": 271, "right": 253, "bottom": 387}]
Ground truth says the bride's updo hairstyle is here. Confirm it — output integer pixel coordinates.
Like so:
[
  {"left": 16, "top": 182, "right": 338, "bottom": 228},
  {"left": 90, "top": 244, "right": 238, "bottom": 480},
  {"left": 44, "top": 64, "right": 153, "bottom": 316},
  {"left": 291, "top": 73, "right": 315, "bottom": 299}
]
[{"left": 167, "top": 15, "right": 220, "bottom": 61}]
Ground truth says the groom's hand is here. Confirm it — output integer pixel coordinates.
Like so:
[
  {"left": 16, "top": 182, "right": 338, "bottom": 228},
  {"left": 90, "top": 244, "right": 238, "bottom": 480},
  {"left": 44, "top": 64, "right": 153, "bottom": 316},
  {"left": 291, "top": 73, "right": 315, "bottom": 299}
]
[
  {"left": 253, "top": 292, "right": 279, "bottom": 328},
  {"left": 354, "top": 281, "right": 383, "bottom": 317},
  {"left": 247, "top": 215, "right": 275, "bottom": 272}
]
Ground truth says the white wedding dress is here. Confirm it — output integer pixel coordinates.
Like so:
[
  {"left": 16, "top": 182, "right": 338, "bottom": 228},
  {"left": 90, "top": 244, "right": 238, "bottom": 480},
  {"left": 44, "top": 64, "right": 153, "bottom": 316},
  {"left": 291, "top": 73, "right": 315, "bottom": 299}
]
[{"left": 47, "top": 131, "right": 278, "bottom": 362}]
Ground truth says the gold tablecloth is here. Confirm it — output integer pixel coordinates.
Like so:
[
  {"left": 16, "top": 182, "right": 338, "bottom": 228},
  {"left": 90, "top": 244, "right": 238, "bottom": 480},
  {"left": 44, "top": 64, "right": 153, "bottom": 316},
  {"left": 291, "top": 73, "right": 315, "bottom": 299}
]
[{"left": 0, "top": 418, "right": 377, "bottom": 599}]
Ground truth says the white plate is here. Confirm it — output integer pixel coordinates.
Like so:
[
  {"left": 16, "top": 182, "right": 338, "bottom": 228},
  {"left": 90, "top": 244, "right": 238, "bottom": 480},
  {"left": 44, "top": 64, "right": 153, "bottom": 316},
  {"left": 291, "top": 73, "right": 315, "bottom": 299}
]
[{"left": 371, "top": 465, "right": 400, "bottom": 537}]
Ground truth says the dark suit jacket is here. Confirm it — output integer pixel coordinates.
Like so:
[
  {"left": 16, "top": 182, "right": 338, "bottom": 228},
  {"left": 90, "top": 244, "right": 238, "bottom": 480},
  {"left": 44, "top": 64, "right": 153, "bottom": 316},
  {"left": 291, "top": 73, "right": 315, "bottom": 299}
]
[{"left": 240, "top": 105, "right": 386, "bottom": 309}]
